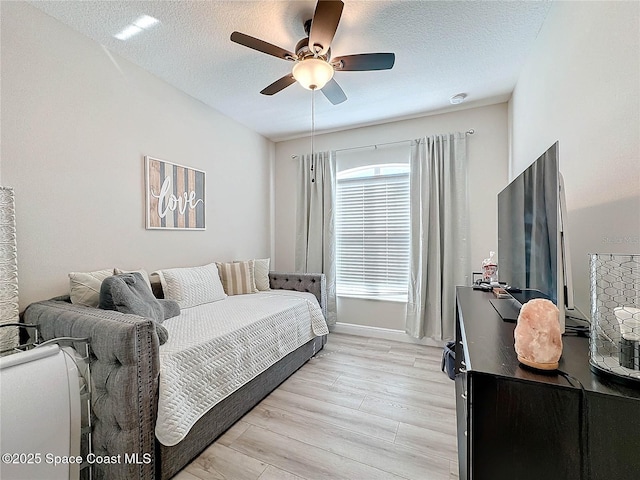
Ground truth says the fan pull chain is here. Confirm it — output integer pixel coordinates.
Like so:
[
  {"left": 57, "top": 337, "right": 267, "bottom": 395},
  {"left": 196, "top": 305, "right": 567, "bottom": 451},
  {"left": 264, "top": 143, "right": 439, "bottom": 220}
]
[{"left": 311, "top": 88, "right": 316, "bottom": 183}]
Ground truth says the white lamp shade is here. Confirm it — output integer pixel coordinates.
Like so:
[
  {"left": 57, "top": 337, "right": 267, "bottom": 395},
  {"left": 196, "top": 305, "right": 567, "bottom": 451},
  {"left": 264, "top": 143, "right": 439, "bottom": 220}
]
[
  {"left": 0, "top": 187, "right": 19, "bottom": 352},
  {"left": 292, "top": 58, "right": 334, "bottom": 90}
]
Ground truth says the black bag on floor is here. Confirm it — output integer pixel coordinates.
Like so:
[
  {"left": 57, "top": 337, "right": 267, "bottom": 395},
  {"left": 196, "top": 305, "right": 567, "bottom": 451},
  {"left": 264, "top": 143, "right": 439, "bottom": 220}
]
[{"left": 441, "top": 341, "right": 456, "bottom": 380}]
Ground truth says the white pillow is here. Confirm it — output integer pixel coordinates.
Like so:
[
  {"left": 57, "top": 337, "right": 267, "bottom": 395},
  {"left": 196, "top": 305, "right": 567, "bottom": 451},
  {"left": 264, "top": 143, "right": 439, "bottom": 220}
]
[
  {"left": 253, "top": 258, "right": 271, "bottom": 291},
  {"left": 69, "top": 269, "right": 113, "bottom": 307},
  {"left": 154, "top": 263, "right": 226, "bottom": 308}
]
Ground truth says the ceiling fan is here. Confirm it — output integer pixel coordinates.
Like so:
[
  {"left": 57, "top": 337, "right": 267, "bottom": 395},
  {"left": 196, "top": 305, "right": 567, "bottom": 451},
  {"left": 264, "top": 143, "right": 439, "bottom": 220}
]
[{"left": 230, "top": 0, "right": 395, "bottom": 105}]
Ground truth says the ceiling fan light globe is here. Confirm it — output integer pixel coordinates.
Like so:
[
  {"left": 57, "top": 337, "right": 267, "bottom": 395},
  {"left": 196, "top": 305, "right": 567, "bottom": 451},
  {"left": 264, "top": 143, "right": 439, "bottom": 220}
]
[{"left": 292, "top": 58, "right": 334, "bottom": 90}]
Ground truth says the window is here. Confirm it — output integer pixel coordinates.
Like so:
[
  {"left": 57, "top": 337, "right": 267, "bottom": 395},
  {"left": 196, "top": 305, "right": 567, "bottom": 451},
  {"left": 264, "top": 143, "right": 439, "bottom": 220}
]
[{"left": 336, "top": 164, "right": 410, "bottom": 301}]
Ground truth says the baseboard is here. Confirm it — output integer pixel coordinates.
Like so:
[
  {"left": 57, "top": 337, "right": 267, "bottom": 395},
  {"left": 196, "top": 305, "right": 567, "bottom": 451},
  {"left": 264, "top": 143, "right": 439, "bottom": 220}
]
[{"left": 331, "top": 322, "right": 444, "bottom": 347}]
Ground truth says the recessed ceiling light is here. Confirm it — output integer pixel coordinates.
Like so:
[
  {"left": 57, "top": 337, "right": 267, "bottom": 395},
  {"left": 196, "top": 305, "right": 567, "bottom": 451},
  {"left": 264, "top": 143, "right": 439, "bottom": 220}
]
[
  {"left": 450, "top": 93, "right": 467, "bottom": 105},
  {"left": 133, "top": 15, "right": 160, "bottom": 30},
  {"left": 114, "top": 25, "right": 143, "bottom": 41},
  {"left": 114, "top": 15, "right": 159, "bottom": 41}
]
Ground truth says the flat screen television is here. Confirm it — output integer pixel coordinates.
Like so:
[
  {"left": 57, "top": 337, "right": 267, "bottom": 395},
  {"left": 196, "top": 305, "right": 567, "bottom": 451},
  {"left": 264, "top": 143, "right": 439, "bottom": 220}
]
[{"left": 497, "top": 142, "right": 574, "bottom": 332}]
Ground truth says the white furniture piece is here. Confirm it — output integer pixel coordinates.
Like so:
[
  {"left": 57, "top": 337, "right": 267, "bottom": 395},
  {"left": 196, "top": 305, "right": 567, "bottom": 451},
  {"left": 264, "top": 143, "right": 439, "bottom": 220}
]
[{"left": 0, "top": 343, "right": 85, "bottom": 480}]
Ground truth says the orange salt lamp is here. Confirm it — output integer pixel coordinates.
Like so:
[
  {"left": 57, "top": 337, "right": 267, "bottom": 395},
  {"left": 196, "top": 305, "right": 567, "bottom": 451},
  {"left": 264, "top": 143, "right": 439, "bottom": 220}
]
[{"left": 514, "top": 298, "right": 563, "bottom": 370}]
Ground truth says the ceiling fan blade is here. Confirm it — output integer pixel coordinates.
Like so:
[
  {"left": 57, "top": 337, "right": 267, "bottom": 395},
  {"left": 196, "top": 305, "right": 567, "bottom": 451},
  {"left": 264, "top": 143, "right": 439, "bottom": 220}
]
[
  {"left": 230, "top": 32, "right": 295, "bottom": 61},
  {"left": 321, "top": 78, "right": 347, "bottom": 105},
  {"left": 309, "top": 1, "right": 344, "bottom": 56},
  {"left": 333, "top": 53, "right": 396, "bottom": 71},
  {"left": 260, "top": 74, "right": 297, "bottom": 96}
]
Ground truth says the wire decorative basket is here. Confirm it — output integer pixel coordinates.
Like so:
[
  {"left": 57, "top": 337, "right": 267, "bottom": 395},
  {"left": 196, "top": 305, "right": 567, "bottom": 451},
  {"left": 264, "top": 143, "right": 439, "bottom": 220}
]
[{"left": 589, "top": 253, "right": 640, "bottom": 384}]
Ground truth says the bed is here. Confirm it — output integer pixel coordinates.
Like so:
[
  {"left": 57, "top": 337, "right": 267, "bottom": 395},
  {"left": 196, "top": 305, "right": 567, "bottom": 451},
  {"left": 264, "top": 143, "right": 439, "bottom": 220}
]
[{"left": 24, "top": 272, "right": 328, "bottom": 480}]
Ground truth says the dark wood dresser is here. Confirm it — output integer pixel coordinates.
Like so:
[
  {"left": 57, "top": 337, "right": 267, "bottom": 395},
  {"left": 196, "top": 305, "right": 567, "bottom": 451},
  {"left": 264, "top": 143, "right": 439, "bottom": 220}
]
[{"left": 455, "top": 286, "right": 640, "bottom": 480}]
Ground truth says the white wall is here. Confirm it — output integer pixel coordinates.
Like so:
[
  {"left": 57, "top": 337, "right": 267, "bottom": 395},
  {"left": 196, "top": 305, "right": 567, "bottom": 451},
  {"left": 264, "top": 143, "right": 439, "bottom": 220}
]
[
  {"left": 274, "top": 104, "right": 509, "bottom": 329},
  {"left": 509, "top": 1, "right": 640, "bottom": 316},
  {"left": 1, "top": 3, "right": 273, "bottom": 308}
]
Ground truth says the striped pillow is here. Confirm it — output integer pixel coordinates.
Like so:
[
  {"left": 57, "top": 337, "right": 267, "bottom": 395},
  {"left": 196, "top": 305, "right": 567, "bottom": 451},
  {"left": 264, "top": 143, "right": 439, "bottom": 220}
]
[
  {"left": 234, "top": 258, "right": 270, "bottom": 291},
  {"left": 216, "top": 260, "right": 258, "bottom": 296}
]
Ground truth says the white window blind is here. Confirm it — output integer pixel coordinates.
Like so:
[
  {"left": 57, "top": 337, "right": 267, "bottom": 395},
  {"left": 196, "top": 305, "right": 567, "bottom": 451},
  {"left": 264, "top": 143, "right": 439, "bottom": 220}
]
[{"left": 336, "top": 171, "right": 410, "bottom": 301}]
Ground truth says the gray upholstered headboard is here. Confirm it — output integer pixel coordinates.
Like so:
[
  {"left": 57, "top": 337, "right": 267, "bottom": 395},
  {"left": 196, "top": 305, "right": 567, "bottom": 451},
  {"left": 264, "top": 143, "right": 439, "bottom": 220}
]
[{"left": 268, "top": 272, "right": 327, "bottom": 319}]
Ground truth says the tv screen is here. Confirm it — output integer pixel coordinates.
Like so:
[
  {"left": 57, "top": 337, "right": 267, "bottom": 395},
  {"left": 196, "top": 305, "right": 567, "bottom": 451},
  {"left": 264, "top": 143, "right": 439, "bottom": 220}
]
[{"left": 498, "top": 143, "right": 559, "bottom": 304}]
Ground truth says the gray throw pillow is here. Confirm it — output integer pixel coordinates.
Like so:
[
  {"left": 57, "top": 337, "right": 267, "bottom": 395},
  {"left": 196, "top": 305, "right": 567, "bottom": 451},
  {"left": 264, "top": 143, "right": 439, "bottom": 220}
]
[
  {"left": 158, "top": 299, "right": 180, "bottom": 320},
  {"left": 99, "top": 272, "right": 179, "bottom": 345}
]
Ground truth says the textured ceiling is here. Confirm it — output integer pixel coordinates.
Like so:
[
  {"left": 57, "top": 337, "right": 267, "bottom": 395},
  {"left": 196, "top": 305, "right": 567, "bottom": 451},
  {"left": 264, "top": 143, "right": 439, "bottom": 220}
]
[{"left": 29, "top": 1, "right": 552, "bottom": 142}]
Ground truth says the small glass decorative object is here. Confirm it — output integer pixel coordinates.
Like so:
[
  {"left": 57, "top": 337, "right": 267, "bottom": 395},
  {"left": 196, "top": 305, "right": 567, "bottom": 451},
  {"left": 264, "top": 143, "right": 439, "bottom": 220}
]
[
  {"left": 482, "top": 251, "right": 498, "bottom": 282},
  {"left": 589, "top": 253, "right": 640, "bottom": 384}
]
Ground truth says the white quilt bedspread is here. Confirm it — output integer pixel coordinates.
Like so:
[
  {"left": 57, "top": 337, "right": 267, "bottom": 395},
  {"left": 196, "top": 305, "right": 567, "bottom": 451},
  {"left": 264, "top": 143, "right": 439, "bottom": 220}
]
[{"left": 155, "top": 290, "right": 329, "bottom": 446}]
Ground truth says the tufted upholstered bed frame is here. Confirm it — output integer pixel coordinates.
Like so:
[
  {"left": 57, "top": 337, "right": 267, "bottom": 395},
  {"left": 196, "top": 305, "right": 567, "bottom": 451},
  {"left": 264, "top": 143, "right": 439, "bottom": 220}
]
[{"left": 24, "top": 272, "right": 327, "bottom": 480}]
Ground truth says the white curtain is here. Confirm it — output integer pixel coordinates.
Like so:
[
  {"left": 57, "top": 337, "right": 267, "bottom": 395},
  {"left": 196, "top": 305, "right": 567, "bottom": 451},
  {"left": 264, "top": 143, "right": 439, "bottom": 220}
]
[
  {"left": 295, "top": 151, "right": 337, "bottom": 326},
  {"left": 405, "top": 133, "right": 470, "bottom": 340}
]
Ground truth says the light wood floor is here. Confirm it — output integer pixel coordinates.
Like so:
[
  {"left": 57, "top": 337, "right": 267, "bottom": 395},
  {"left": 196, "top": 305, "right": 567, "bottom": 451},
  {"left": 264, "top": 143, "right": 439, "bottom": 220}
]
[{"left": 173, "top": 333, "right": 460, "bottom": 480}]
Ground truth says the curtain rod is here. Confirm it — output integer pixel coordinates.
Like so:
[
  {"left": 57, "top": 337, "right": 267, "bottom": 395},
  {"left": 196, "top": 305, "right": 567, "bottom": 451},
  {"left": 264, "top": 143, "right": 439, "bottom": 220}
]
[{"left": 291, "top": 129, "right": 474, "bottom": 159}]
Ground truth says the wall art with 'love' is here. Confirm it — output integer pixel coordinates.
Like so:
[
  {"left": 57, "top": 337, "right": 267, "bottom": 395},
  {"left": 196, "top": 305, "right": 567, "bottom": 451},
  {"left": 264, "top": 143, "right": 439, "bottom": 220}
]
[{"left": 145, "top": 156, "right": 206, "bottom": 230}]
